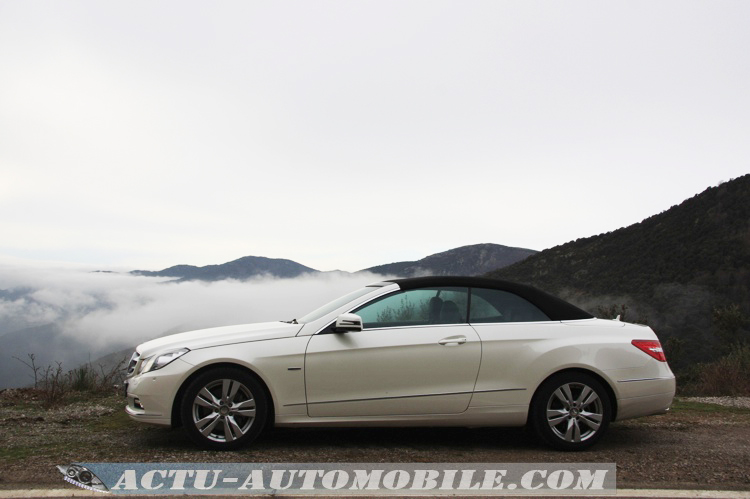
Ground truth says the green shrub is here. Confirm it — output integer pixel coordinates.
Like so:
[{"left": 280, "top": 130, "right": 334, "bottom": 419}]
[
  {"left": 70, "top": 364, "right": 97, "bottom": 392},
  {"left": 686, "top": 344, "right": 750, "bottom": 396}
]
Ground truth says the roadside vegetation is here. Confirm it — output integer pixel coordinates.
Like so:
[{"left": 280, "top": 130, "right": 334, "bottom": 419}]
[{"left": 11, "top": 354, "right": 126, "bottom": 407}]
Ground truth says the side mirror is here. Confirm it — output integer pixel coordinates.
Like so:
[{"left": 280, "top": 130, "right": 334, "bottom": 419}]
[{"left": 334, "top": 313, "right": 363, "bottom": 333}]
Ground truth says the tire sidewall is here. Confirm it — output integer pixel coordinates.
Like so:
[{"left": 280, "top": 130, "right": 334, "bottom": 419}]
[
  {"left": 531, "top": 372, "right": 611, "bottom": 451},
  {"left": 180, "top": 367, "right": 268, "bottom": 450}
]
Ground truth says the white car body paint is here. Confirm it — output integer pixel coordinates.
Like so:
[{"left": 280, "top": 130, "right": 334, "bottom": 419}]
[{"left": 125, "top": 277, "right": 675, "bottom": 450}]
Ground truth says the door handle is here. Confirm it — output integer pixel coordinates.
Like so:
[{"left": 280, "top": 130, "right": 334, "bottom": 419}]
[{"left": 438, "top": 336, "right": 467, "bottom": 346}]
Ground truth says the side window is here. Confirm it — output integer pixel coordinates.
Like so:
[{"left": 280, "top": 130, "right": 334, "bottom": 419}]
[
  {"left": 353, "top": 287, "right": 468, "bottom": 329},
  {"left": 469, "top": 288, "right": 550, "bottom": 323}
]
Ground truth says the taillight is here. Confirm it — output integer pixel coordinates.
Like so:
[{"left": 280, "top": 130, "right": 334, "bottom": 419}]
[{"left": 632, "top": 339, "right": 667, "bottom": 362}]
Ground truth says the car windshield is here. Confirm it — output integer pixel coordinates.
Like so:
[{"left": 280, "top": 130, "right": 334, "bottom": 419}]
[{"left": 298, "top": 285, "right": 384, "bottom": 323}]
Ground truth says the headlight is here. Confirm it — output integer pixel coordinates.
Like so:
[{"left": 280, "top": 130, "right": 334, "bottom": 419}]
[{"left": 139, "top": 348, "right": 190, "bottom": 374}]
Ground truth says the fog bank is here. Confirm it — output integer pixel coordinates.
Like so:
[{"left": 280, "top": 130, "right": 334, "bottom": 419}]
[{"left": 0, "top": 262, "right": 386, "bottom": 388}]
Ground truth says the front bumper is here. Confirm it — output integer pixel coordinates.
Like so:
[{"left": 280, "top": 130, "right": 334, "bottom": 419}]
[{"left": 124, "top": 358, "right": 192, "bottom": 427}]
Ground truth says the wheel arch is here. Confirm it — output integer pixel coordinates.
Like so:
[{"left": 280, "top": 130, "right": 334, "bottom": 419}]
[
  {"left": 526, "top": 367, "right": 618, "bottom": 425},
  {"left": 171, "top": 362, "right": 276, "bottom": 430}
]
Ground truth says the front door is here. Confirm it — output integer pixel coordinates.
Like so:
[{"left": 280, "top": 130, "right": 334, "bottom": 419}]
[{"left": 304, "top": 287, "right": 481, "bottom": 417}]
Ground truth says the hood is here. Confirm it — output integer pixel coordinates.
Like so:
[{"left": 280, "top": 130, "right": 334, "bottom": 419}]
[{"left": 136, "top": 321, "right": 303, "bottom": 358}]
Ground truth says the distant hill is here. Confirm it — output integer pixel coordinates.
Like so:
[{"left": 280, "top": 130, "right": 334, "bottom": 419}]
[
  {"left": 132, "top": 256, "right": 318, "bottom": 282},
  {"left": 130, "top": 244, "right": 537, "bottom": 282},
  {"left": 362, "top": 243, "right": 537, "bottom": 277},
  {"left": 487, "top": 175, "right": 750, "bottom": 367}
]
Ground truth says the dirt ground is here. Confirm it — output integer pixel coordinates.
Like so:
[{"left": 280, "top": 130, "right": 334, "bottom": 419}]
[{"left": 0, "top": 390, "right": 748, "bottom": 492}]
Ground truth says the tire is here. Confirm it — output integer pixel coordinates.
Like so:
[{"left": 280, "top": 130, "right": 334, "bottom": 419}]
[
  {"left": 530, "top": 372, "right": 611, "bottom": 451},
  {"left": 180, "top": 367, "right": 268, "bottom": 450}
]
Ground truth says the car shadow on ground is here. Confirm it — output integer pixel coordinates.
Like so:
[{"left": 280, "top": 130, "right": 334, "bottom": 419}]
[
  {"left": 127, "top": 420, "right": 678, "bottom": 462},
  {"left": 262, "top": 426, "right": 535, "bottom": 449},
  {"left": 129, "top": 425, "right": 565, "bottom": 456}
]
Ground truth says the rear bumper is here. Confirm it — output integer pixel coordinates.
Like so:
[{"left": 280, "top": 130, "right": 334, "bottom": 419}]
[{"left": 615, "top": 376, "right": 676, "bottom": 420}]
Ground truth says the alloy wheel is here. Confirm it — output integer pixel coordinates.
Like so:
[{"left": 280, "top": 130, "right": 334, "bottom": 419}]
[
  {"left": 191, "top": 378, "right": 257, "bottom": 443},
  {"left": 545, "top": 381, "right": 604, "bottom": 443}
]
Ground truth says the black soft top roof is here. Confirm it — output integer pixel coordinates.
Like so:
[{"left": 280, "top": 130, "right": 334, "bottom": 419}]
[{"left": 385, "top": 276, "right": 593, "bottom": 321}]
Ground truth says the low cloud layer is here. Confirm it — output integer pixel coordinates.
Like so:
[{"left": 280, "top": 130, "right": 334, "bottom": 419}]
[{"left": 0, "top": 261, "right": 387, "bottom": 387}]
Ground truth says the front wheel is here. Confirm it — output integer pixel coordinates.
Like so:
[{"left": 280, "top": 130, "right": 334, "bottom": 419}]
[
  {"left": 530, "top": 372, "right": 611, "bottom": 451},
  {"left": 180, "top": 367, "right": 268, "bottom": 450}
]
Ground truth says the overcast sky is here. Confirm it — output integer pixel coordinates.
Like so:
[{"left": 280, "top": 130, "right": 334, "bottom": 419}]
[{"left": 1, "top": 1, "right": 748, "bottom": 272}]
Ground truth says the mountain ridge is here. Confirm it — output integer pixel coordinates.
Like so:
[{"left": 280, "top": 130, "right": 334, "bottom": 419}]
[
  {"left": 132, "top": 256, "right": 317, "bottom": 281},
  {"left": 130, "top": 243, "right": 537, "bottom": 281},
  {"left": 486, "top": 174, "right": 750, "bottom": 368},
  {"left": 362, "top": 243, "right": 537, "bottom": 277}
]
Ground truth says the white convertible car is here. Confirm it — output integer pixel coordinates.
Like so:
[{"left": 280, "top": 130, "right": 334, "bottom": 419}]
[{"left": 125, "top": 277, "right": 675, "bottom": 451}]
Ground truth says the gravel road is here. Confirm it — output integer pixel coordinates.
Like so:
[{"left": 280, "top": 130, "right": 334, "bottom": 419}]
[{"left": 0, "top": 391, "right": 748, "bottom": 492}]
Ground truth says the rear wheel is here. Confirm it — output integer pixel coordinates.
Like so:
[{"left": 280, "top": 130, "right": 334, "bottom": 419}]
[
  {"left": 180, "top": 367, "right": 268, "bottom": 450},
  {"left": 531, "top": 372, "right": 611, "bottom": 451}
]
